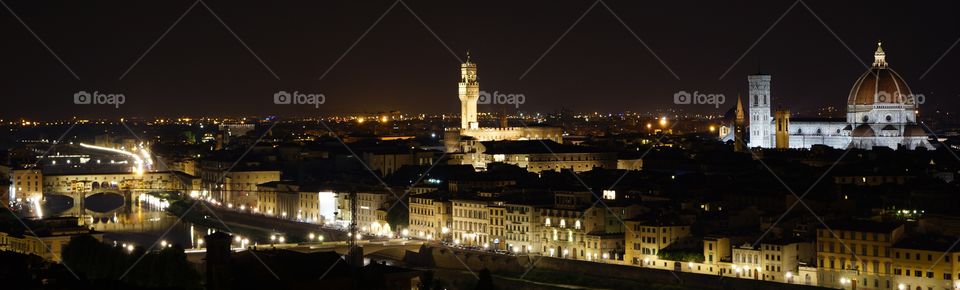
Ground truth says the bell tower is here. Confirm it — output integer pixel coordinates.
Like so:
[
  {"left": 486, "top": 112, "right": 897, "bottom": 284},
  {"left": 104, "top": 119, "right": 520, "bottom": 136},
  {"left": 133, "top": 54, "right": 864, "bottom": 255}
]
[
  {"left": 459, "top": 51, "right": 480, "bottom": 129},
  {"left": 748, "top": 74, "right": 772, "bottom": 148}
]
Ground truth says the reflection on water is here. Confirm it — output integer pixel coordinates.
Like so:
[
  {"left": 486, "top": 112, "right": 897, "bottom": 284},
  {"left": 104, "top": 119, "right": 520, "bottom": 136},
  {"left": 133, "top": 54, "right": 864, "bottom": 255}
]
[
  {"left": 41, "top": 194, "right": 281, "bottom": 251},
  {"left": 44, "top": 194, "right": 202, "bottom": 250}
]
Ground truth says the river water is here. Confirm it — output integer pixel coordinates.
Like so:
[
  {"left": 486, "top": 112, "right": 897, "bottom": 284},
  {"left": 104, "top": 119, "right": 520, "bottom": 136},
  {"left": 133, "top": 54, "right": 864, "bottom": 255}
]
[{"left": 37, "top": 193, "right": 225, "bottom": 250}]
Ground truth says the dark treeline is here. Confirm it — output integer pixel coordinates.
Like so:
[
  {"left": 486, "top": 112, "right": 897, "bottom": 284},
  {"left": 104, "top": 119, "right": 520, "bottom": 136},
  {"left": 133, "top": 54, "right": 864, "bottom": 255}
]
[{"left": 61, "top": 235, "right": 201, "bottom": 290}]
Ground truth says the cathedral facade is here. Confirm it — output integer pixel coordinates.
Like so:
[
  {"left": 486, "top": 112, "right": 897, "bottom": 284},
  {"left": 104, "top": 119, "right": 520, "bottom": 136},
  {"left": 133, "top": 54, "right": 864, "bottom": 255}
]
[{"left": 745, "top": 43, "right": 932, "bottom": 150}]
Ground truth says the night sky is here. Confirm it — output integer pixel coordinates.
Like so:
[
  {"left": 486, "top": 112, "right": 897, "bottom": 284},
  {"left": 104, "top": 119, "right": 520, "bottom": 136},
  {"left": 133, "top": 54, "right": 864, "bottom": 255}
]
[{"left": 2, "top": 0, "right": 959, "bottom": 119}]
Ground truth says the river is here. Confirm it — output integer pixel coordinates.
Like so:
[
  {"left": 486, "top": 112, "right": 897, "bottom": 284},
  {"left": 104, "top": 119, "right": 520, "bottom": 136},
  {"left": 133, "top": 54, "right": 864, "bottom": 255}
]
[{"left": 36, "top": 193, "right": 265, "bottom": 251}]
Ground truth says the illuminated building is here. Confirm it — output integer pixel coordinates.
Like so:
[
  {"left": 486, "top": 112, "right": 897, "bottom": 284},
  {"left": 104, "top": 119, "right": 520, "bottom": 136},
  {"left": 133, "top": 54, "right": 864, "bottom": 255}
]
[
  {"left": 407, "top": 192, "right": 452, "bottom": 241},
  {"left": 744, "top": 43, "right": 932, "bottom": 150},
  {"left": 444, "top": 53, "right": 563, "bottom": 155},
  {"left": 625, "top": 219, "right": 692, "bottom": 266}
]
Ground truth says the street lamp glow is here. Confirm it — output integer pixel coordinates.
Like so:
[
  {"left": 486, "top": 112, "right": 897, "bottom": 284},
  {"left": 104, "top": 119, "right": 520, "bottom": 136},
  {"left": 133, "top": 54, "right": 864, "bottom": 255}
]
[
  {"left": 309, "top": 233, "right": 315, "bottom": 240},
  {"left": 278, "top": 236, "right": 285, "bottom": 243}
]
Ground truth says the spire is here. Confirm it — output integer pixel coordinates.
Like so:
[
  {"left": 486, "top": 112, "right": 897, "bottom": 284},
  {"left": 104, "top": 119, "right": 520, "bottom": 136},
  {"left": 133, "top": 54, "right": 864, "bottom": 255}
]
[
  {"left": 873, "top": 41, "right": 887, "bottom": 68},
  {"left": 735, "top": 95, "right": 745, "bottom": 120},
  {"left": 466, "top": 50, "right": 471, "bottom": 63}
]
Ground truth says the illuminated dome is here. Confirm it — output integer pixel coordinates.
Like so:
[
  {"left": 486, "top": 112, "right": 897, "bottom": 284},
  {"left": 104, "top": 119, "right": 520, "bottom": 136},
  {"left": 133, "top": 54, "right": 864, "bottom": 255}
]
[{"left": 847, "top": 42, "right": 914, "bottom": 107}]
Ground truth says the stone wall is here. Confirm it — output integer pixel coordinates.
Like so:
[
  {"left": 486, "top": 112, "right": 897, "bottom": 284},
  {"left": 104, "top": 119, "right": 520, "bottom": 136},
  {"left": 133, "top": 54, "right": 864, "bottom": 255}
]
[{"left": 407, "top": 246, "right": 828, "bottom": 290}]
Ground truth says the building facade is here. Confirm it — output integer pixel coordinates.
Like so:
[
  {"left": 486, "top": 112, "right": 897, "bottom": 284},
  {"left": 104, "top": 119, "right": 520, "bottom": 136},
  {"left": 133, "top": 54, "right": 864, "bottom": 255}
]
[{"left": 745, "top": 43, "right": 932, "bottom": 150}]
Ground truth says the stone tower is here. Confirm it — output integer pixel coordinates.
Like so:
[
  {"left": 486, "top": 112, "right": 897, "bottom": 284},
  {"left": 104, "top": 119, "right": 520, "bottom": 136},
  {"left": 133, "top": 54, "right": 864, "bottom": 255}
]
[
  {"left": 734, "top": 96, "right": 747, "bottom": 152},
  {"left": 775, "top": 110, "right": 790, "bottom": 149},
  {"left": 459, "top": 51, "right": 480, "bottom": 129},
  {"left": 748, "top": 74, "right": 772, "bottom": 148}
]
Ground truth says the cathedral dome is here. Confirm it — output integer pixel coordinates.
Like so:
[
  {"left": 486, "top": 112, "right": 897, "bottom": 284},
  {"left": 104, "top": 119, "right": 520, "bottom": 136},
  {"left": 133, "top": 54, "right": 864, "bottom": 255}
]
[{"left": 847, "top": 43, "right": 914, "bottom": 107}]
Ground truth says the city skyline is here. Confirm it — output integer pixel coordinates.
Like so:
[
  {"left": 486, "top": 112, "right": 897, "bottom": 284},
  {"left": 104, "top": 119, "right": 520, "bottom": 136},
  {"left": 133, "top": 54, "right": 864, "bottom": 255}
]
[
  {"left": 3, "top": 2, "right": 960, "bottom": 290},
  {"left": 2, "top": 1, "right": 960, "bottom": 119}
]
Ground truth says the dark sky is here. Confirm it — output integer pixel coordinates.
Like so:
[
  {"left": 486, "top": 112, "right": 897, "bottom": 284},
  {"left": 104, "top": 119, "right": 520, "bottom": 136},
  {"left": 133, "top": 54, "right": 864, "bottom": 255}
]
[{"left": 2, "top": 0, "right": 959, "bottom": 119}]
